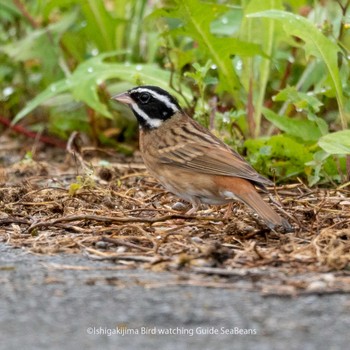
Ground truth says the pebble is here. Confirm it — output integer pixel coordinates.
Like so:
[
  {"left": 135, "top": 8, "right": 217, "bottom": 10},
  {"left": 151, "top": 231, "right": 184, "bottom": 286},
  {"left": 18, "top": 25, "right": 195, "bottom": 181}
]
[
  {"left": 95, "top": 241, "right": 108, "bottom": 249},
  {"left": 191, "top": 237, "right": 203, "bottom": 243},
  {"left": 171, "top": 202, "right": 188, "bottom": 211}
]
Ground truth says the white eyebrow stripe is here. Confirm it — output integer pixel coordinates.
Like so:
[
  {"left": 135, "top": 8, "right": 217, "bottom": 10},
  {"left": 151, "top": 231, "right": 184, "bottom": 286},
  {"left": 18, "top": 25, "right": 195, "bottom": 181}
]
[
  {"left": 132, "top": 88, "right": 179, "bottom": 112},
  {"left": 131, "top": 103, "right": 162, "bottom": 128}
]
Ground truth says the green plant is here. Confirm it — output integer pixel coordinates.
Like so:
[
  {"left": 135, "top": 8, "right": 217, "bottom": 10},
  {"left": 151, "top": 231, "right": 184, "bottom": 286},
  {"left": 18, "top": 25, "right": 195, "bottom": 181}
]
[
  {"left": 0, "top": 0, "right": 156, "bottom": 141},
  {"left": 1, "top": 0, "right": 349, "bottom": 186}
]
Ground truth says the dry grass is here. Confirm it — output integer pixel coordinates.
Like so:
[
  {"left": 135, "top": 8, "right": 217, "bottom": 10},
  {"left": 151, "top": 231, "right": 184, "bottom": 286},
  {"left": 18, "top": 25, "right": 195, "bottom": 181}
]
[{"left": 0, "top": 137, "right": 350, "bottom": 295}]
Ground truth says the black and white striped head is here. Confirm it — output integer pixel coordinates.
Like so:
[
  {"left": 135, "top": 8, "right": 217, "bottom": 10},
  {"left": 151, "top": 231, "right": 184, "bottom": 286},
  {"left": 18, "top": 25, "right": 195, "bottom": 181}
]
[{"left": 112, "top": 86, "right": 182, "bottom": 129}]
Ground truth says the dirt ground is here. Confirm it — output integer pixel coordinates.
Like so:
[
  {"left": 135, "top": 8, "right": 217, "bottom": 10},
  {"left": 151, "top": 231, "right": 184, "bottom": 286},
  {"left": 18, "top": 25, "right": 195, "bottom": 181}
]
[{"left": 0, "top": 134, "right": 350, "bottom": 348}]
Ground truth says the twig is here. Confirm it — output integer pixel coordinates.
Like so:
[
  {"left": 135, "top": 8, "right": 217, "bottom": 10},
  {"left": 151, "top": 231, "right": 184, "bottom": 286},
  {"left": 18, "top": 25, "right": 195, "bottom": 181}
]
[
  {"left": 164, "top": 44, "right": 191, "bottom": 109},
  {"left": 0, "top": 218, "right": 31, "bottom": 225},
  {"left": 84, "top": 249, "right": 157, "bottom": 263},
  {"left": 267, "top": 193, "right": 300, "bottom": 226},
  {"left": 101, "top": 237, "right": 151, "bottom": 252},
  {"left": 252, "top": 242, "right": 265, "bottom": 259},
  {"left": 25, "top": 214, "right": 222, "bottom": 233},
  {"left": 13, "top": 0, "right": 39, "bottom": 28},
  {"left": 66, "top": 131, "right": 89, "bottom": 171}
]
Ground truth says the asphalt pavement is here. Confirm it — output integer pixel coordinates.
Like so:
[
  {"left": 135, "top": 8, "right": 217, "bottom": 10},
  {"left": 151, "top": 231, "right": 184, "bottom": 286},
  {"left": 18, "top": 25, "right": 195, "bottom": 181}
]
[{"left": 0, "top": 243, "right": 349, "bottom": 350}]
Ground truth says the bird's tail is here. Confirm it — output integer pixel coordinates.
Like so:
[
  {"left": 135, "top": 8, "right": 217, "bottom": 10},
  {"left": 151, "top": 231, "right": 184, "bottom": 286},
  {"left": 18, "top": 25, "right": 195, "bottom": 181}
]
[
  {"left": 214, "top": 176, "right": 292, "bottom": 231},
  {"left": 238, "top": 190, "right": 291, "bottom": 231}
]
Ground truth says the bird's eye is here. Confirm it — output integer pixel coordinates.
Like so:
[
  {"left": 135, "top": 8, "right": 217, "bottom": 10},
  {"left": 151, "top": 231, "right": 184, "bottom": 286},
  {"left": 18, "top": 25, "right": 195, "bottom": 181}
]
[{"left": 139, "top": 92, "right": 151, "bottom": 104}]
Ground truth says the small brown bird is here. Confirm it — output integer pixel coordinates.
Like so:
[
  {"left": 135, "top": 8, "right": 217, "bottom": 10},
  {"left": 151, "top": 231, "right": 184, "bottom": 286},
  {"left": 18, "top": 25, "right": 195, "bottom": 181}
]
[{"left": 113, "top": 86, "right": 291, "bottom": 231}]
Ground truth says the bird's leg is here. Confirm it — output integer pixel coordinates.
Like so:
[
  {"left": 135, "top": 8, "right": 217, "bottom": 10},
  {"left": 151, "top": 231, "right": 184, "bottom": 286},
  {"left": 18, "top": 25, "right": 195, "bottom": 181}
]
[
  {"left": 223, "top": 202, "right": 233, "bottom": 219},
  {"left": 185, "top": 200, "right": 200, "bottom": 215}
]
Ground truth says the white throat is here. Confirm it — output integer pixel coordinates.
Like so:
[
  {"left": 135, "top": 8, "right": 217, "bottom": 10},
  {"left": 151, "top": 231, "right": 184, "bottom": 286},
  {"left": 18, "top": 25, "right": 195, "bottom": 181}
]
[{"left": 131, "top": 103, "right": 163, "bottom": 128}]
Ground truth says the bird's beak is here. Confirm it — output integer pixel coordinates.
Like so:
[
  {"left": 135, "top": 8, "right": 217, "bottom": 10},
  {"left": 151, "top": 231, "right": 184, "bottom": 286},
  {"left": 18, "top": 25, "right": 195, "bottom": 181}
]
[{"left": 111, "top": 92, "right": 133, "bottom": 105}]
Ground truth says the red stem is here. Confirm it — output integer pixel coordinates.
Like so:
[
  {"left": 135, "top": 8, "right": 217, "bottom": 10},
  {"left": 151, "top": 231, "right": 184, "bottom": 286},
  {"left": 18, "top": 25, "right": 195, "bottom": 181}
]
[
  {"left": 0, "top": 116, "right": 67, "bottom": 149},
  {"left": 247, "top": 76, "right": 256, "bottom": 138}
]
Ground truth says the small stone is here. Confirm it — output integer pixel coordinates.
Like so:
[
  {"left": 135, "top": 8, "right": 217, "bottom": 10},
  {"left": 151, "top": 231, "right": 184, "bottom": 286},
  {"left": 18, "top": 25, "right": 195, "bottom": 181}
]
[
  {"left": 116, "top": 246, "right": 127, "bottom": 253},
  {"left": 171, "top": 202, "right": 188, "bottom": 211},
  {"left": 243, "top": 225, "right": 254, "bottom": 232},
  {"left": 95, "top": 241, "right": 108, "bottom": 249},
  {"left": 0, "top": 212, "right": 9, "bottom": 219},
  {"left": 191, "top": 237, "right": 203, "bottom": 243},
  {"left": 307, "top": 280, "right": 327, "bottom": 291},
  {"left": 322, "top": 274, "right": 335, "bottom": 283}
]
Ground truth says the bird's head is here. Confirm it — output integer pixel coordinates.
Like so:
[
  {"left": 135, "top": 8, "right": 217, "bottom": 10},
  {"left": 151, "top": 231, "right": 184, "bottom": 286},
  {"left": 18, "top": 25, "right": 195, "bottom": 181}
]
[{"left": 112, "top": 86, "right": 182, "bottom": 129}]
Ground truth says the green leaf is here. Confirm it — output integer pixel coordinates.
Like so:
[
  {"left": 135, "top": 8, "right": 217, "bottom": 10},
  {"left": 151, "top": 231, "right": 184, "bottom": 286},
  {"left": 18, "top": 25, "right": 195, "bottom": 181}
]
[
  {"left": 318, "top": 130, "right": 350, "bottom": 155},
  {"left": 1, "top": 11, "right": 78, "bottom": 84},
  {"left": 210, "top": 8, "right": 243, "bottom": 36},
  {"left": 245, "top": 134, "right": 313, "bottom": 180},
  {"left": 0, "top": 0, "right": 22, "bottom": 18},
  {"left": 77, "top": 0, "right": 117, "bottom": 52},
  {"left": 305, "top": 150, "right": 330, "bottom": 186},
  {"left": 150, "top": 0, "right": 262, "bottom": 99},
  {"left": 241, "top": 0, "right": 284, "bottom": 137},
  {"left": 248, "top": 9, "right": 347, "bottom": 129},
  {"left": 262, "top": 108, "right": 322, "bottom": 141},
  {"left": 306, "top": 150, "right": 346, "bottom": 186},
  {"left": 273, "top": 86, "right": 328, "bottom": 135},
  {"left": 274, "top": 86, "right": 323, "bottom": 113},
  {"left": 14, "top": 51, "right": 191, "bottom": 123},
  {"left": 13, "top": 79, "right": 73, "bottom": 124},
  {"left": 1, "top": 11, "right": 77, "bottom": 61}
]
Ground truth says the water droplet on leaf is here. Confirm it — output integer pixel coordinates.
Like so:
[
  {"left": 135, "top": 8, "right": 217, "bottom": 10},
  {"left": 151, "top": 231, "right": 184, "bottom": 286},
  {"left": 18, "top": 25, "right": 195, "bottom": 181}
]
[{"left": 3, "top": 87, "right": 14, "bottom": 97}]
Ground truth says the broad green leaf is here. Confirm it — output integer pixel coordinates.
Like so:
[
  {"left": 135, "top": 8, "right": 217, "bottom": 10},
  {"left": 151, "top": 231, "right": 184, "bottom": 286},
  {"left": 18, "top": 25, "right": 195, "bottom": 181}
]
[
  {"left": 13, "top": 79, "right": 73, "bottom": 124},
  {"left": 149, "top": 0, "right": 262, "bottom": 100},
  {"left": 262, "top": 108, "right": 322, "bottom": 141},
  {"left": 245, "top": 134, "right": 313, "bottom": 179},
  {"left": 318, "top": 130, "right": 350, "bottom": 155},
  {"left": 14, "top": 51, "right": 191, "bottom": 123},
  {"left": 211, "top": 8, "right": 243, "bottom": 36},
  {"left": 77, "top": 0, "right": 117, "bottom": 52},
  {"left": 49, "top": 109, "right": 90, "bottom": 139},
  {"left": 248, "top": 10, "right": 346, "bottom": 129}
]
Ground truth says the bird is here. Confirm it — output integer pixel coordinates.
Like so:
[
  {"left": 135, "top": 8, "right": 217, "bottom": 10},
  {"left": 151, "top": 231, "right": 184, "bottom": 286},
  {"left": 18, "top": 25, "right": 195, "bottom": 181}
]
[{"left": 112, "top": 85, "right": 291, "bottom": 231}]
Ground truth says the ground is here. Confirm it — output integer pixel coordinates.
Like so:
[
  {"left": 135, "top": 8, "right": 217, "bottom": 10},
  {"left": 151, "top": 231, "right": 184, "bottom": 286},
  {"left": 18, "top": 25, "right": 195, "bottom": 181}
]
[
  {"left": 0, "top": 134, "right": 350, "bottom": 348},
  {"left": 1, "top": 243, "right": 350, "bottom": 350}
]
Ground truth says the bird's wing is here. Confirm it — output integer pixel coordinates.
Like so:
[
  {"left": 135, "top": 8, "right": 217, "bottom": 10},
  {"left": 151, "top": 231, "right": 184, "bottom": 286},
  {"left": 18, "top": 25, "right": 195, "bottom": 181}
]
[{"left": 156, "top": 117, "right": 273, "bottom": 187}]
